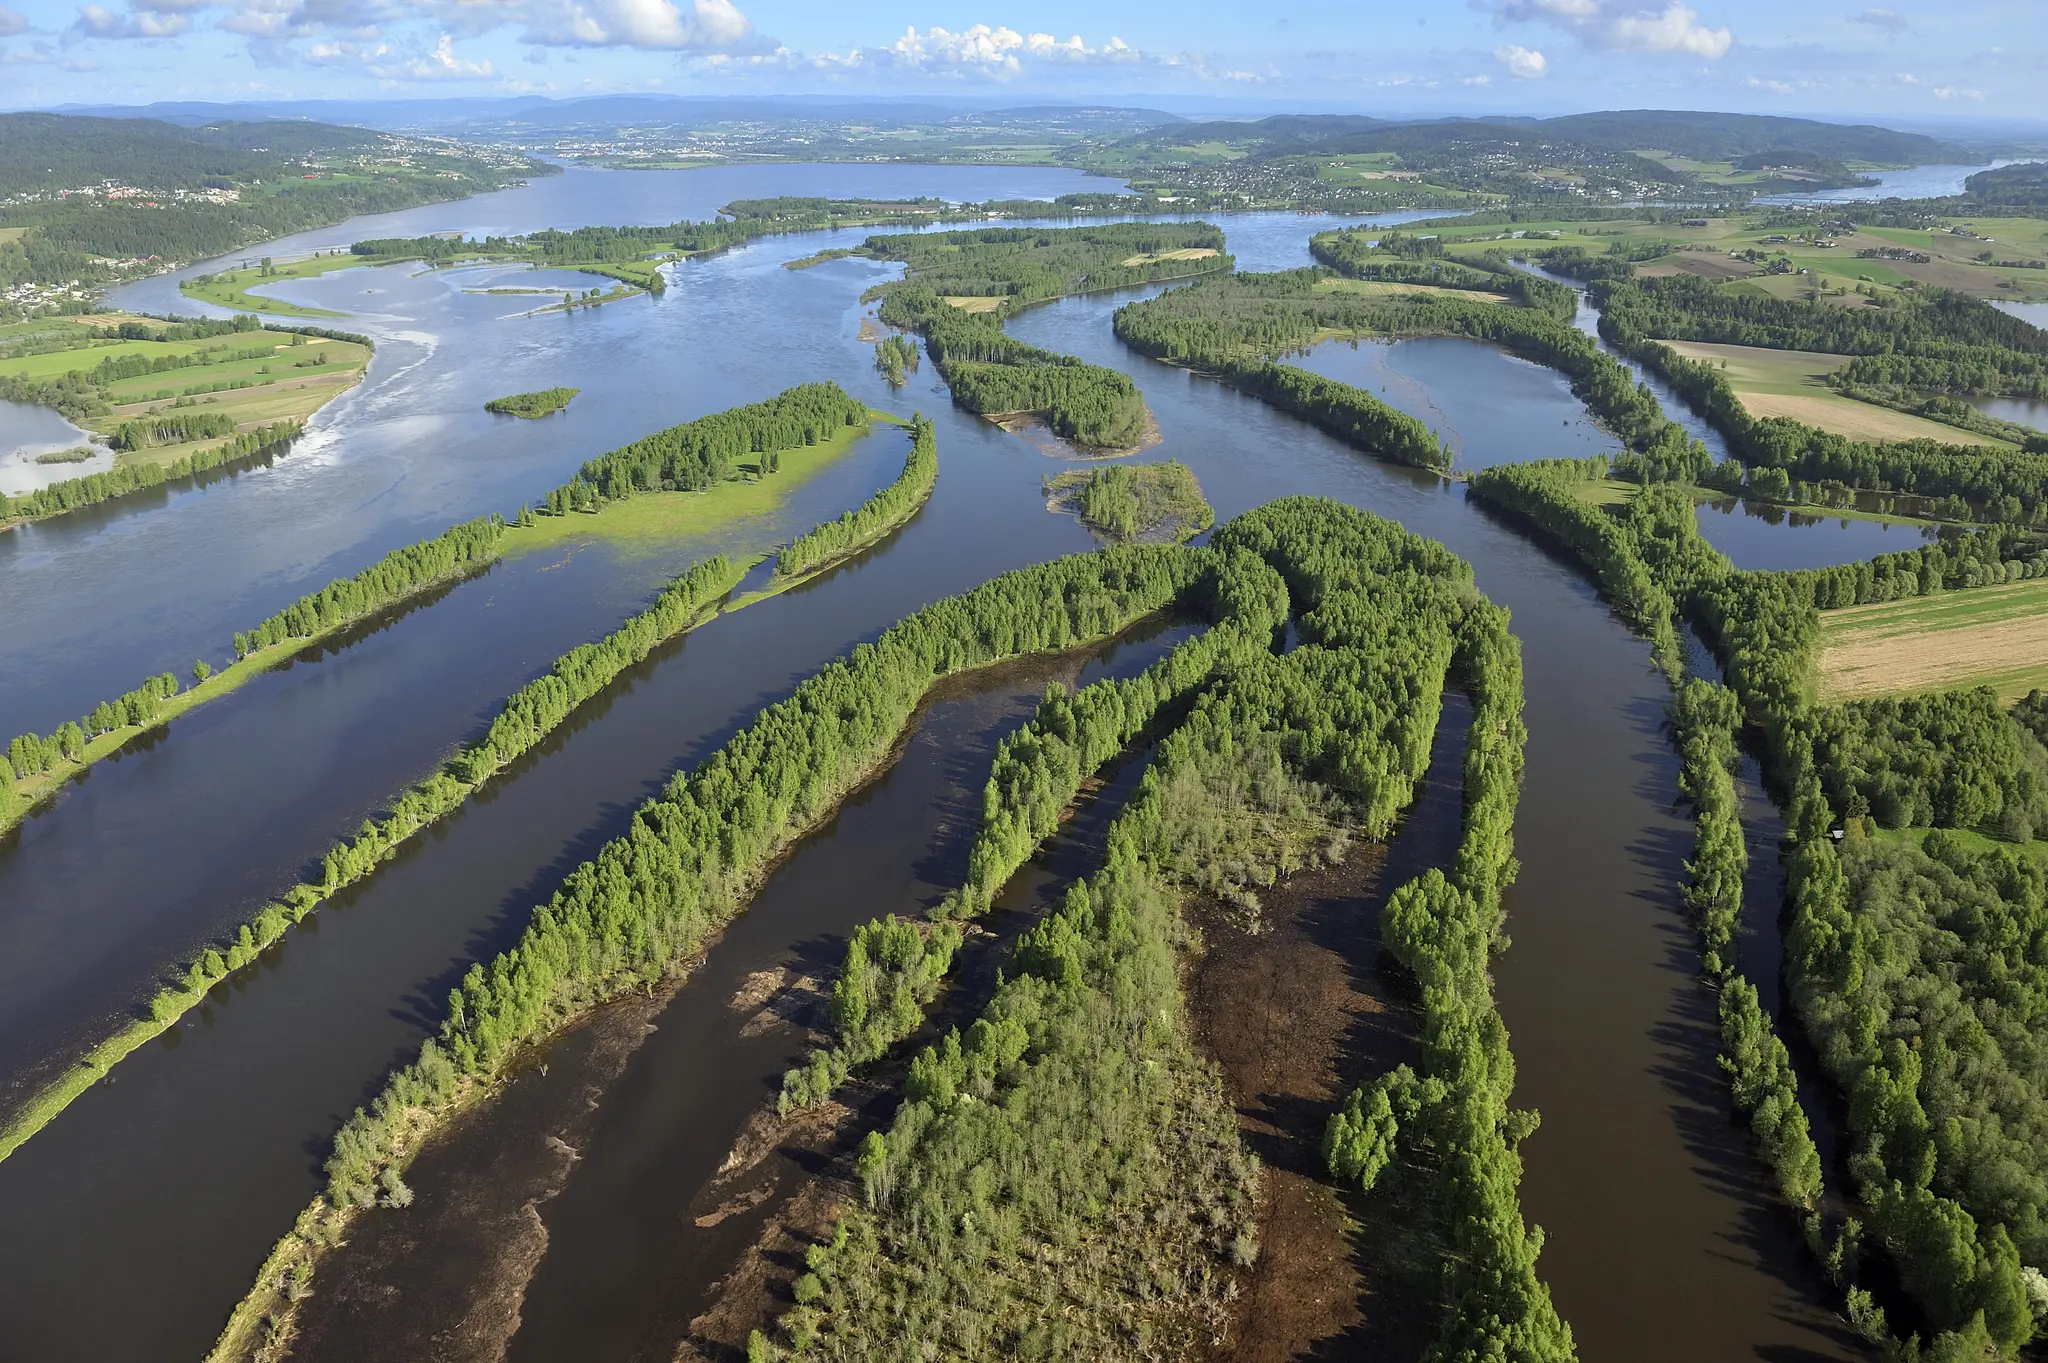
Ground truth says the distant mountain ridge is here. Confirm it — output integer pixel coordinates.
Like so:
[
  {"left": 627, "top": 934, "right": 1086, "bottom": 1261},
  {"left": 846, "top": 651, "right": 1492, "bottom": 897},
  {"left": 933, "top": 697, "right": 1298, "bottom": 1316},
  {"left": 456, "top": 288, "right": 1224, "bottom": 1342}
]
[{"left": 1119, "top": 108, "right": 1968, "bottom": 166}]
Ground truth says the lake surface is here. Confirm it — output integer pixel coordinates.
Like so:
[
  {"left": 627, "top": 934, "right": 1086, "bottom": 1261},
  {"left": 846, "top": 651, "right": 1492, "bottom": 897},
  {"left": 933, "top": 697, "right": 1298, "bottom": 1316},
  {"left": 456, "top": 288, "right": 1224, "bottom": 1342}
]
[
  {"left": 0, "top": 169, "right": 1870, "bottom": 1363},
  {"left": 0, "top": 398, "right": 110, "bottom": 494},
  {"left": 1754, "top": 158, "right": 2010, "bottom": 204},
  {"left": 1971, "top": 394, "right": 2048, "bottom": 433}
]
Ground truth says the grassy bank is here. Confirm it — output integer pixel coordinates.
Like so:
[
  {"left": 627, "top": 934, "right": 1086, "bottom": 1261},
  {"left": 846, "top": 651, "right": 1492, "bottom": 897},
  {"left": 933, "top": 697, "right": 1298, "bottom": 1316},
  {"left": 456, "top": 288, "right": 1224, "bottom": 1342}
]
[
  {"left": 178, "top": 255, "right": 367, "bottom": 317},
  {"left": 508, "top": 414, "right": 887, "bottom": 556},
  {"left": 0, "top": 400, "right": 896, "bottom": 1166}
]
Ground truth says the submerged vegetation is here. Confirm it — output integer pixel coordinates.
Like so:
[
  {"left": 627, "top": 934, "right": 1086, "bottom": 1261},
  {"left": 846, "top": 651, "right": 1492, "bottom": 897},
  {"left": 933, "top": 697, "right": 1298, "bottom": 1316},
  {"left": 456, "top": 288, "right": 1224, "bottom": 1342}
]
[
  {"left": 756, "top": 498, "right": 1564, "bottom": 1360},
  {"left": 1044, "top": 459, "right": 1213, "bottom": 543},
  {"left": 483, "top": 386, "right": 578, "bottom": 418}
]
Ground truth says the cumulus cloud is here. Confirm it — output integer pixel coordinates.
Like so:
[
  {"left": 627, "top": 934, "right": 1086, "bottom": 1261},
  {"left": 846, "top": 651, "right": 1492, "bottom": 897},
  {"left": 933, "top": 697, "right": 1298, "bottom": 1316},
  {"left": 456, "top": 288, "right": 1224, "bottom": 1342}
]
[
  {"left": 504, "top": 0, "right": 755, "bottom": 50},
  {"left": 304, "top": 28, "right": 495, "bottom": 77},
  {"left": 1491, "top": 0, "right": 1732, "bottom": 58},
  {"left": 815, "top": 23, "right": 1144, "bottom": 79},
  {"left": 1494, "top": 42, "right": 1547, "bottom": 77}
]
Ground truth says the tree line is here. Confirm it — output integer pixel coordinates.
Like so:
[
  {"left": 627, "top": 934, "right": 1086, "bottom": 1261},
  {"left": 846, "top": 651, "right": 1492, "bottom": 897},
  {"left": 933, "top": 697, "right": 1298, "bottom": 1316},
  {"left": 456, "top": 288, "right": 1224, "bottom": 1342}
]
[
  {"left": 766, "top": 497, "right": 1565, "bottom": 1360},
  {"left": 0, "top": 418, "right": 301, "bottom": 526},
  {"left": 778, "top": 541, "right": 1293, "bottom": 1114},
  {"left": 1308, "top": 230, "right": 1583, "bottom": 319},
  {"left": 1110, "top": 265, "right": 1710, "bottom": 478},
  {"left": 1592, "top": 273, "right": 2048, "bottom": 523},
  {"left": 1469, "top": 453, "right": 2047, "bottom": 1358},
  {"left": 775, "top": 414, "right": 937, "bottom": 580},
  {"left": 288, "top": 541, "right": 1200, "bottom": 1231},
  {"left": 861, "top": 223, "right": 1231, "bottom": 450}
]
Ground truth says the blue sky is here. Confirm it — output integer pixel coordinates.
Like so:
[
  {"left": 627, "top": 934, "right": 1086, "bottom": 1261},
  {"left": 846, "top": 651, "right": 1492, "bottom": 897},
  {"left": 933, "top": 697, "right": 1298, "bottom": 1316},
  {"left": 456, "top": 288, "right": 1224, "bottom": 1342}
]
[{"left": 0, "top": 0, "right": 2042, "bottom": 122}]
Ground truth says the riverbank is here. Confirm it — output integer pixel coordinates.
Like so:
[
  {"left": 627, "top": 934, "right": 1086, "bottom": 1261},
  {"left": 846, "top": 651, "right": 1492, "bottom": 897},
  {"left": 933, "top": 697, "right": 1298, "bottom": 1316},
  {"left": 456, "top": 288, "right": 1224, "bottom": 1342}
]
[
  {"left": 205, "top": 561, "right": 1190, "bottom": 1363},
  {"left": 0, "top": 411, "right": 899, "bottom": 1164}
]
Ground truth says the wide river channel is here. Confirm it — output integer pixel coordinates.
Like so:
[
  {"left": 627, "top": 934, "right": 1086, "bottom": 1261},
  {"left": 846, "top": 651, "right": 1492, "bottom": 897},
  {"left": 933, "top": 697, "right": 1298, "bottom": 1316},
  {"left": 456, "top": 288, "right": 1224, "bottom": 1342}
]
[{"left": 0, "top": 163, "right": 1900, "bottom": 1361}]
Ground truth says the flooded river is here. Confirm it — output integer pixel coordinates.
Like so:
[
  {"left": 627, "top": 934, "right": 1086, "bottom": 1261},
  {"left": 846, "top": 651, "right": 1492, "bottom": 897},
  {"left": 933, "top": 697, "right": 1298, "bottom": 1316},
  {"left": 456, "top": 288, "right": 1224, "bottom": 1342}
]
[{"left": 0, "top": 172, "right": 1873, "bottom": 1362}]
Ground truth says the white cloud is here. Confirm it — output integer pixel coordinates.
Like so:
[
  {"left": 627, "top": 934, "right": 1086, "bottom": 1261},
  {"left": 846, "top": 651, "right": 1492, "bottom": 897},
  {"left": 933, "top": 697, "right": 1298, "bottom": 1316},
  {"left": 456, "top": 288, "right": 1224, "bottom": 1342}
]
[
  {"left": 68, "top": 3, "right": 193, "bottom": 38},
  {"left": 303, "top": 28, "right": 494, "bottom": 77},
  {"left": 505, "top": 0, "right": 755, "bottom": 50},
  {"left": 1932, "top": 85, "right": 1983, "bottom": 100},
  {"left": 1494, "top": 42, "right": 1547, "bottom": 77},
  {"left": 1491, "top": 0, "right": 1731, "bottom": 58},
  {"left": 0, "top": 3, "right": 29, "bottom": 33},
  {"left": 814, "top": 23, "right": 1153, "bottom": 80}
]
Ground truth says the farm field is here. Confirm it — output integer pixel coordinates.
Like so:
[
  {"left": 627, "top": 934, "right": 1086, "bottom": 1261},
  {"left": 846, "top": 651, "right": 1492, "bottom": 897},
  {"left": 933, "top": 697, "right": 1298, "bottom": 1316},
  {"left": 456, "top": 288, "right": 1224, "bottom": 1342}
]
[
  {"left": 1662, "top": 339, "right": 2009, "bottom": 446},
  {"left": 1816, "top": 577, "right": 2048, "bottom": 702},
  {"left": 0, "top": 320, "right": 370, "bottom": 471},
  {"left": 1431, "top": 211, "right": 2048, "bottom": 303}
]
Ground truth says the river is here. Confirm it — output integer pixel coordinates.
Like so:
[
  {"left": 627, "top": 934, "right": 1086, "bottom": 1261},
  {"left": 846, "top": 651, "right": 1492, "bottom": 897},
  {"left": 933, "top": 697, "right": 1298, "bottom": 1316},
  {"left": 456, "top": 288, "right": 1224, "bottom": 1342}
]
[{"left": 0, "top": 171, "right": 1869, "bottom": 1362}]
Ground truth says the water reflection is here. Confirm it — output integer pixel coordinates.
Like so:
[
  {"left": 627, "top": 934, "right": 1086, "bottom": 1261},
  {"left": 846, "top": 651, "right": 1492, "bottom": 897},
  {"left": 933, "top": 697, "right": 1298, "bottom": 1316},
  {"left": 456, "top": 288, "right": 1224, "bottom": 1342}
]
[
  {"left": 1695, "top": 495, "right": 1939, "bottom": 571},
  {"left": 0, "top": 398, "right": 111, "bottom": 494}
]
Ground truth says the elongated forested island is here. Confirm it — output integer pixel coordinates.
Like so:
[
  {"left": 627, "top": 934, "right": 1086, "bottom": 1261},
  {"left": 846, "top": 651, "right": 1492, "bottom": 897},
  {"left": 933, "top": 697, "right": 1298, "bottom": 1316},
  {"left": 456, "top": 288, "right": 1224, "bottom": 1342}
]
[
  {"left": 483, "top": 386, "right": 578, "bottom": 418},
  {"left": 14, "top": 99, "right": 2048, "bottom": 1363}
]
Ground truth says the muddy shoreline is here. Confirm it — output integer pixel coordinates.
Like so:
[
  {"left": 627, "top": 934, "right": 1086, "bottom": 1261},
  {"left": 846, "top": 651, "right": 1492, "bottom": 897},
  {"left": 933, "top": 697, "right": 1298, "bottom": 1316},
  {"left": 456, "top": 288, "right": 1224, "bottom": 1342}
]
[{"left": 278, "top": 627, "right": 1189, "bottom": 1363}]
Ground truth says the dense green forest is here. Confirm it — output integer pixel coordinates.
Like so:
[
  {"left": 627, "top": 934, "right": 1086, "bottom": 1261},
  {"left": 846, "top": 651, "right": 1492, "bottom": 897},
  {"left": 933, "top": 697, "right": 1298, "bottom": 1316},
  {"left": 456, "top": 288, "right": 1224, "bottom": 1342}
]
[
  {"left": 484, "top": 387, "right": 578, "bottom": 419},
  {"left": 1113, "top": 265, "right": 1707, "bottom": 477},
  {"left": 779, "top": 541, "right": 1294, "bottom": 1114},
  {"left": 0, "top": 114, "right": 546, "bottom": 299},
  {"left": 1044, "top": 460, "right": 1213, "bottom": 542},
  {"left": 774, "top": 414, "right": 937, "bottom": 579},
  {"left": 1465, "top": 455, "right": 2048, "bottom": 1359},
  {"left": 210, "top": 541, "right": 1209, "bottom": 1356},
  {"left": 765, "top": 498, "right": 1568, "bottom": 1360},
  {"left": 1585, "top": 270, "right": 2048, "bottom": 521},
  {"left": 861, "top": 222, "right": 1231, "bottom": 448}
]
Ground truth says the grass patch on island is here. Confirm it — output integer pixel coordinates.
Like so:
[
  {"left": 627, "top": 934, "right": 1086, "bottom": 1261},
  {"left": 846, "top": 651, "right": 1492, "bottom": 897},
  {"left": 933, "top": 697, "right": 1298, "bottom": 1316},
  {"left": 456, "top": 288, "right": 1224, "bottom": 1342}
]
[
  {"left": 506, "top": 414, "right": 891, "bottom": 556},
  {"left": 1817, "top": 578, "right": 2048, "bottom": 703}
]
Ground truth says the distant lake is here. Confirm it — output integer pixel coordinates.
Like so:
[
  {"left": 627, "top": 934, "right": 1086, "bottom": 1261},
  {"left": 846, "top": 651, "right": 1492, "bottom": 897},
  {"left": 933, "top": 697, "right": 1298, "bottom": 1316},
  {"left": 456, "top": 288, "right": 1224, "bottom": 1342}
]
[{"left": 1753, "top": 159, "right": 2017, "bottom": 205}]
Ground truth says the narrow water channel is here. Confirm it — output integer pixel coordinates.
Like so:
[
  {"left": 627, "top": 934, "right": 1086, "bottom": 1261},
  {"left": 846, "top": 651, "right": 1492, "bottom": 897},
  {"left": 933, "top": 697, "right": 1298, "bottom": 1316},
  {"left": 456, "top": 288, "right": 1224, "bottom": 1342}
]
[
  {"left": 0, "top": 425, "right": 905, "bottom": 1108},
  {"left": 282, "top": 617, "right": 1193, "bottom": 1363},
  {"left": 1004, "top": 286, "right": 1864, "bottom": 1359},
  {"left": 0, "top": 195, "right": 1884, "bottom": 1362}
]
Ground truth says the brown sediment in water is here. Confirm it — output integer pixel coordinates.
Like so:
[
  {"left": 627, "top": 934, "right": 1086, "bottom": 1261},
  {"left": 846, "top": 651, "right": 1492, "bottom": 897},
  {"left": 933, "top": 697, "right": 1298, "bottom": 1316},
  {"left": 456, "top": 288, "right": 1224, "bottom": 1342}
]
[
  {"left": 274, "top": 629, "right": 1188, "bottom": 1363},
  {"left": 1190, "top": 693, "right": 1473, "bottom": 1362},
  {"left": 1187, "top": 849, "right": 1437, "bottom": 1362},
  {"left": 284, "top": 981, "right": 679, "bottom": 1363}
]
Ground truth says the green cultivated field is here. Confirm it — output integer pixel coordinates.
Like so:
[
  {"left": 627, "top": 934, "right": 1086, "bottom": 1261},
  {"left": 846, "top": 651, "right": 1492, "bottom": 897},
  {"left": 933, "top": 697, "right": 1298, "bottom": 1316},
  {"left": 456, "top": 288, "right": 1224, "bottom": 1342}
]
[
  {"left": 1661, "top": 339, "right": 2008, "bottom": 447},
  {"left": 0, "top": 319, "right": 370, "bottom": 473},
  {"left": 1818, "top": 578, "right": 2048, "bottom": 702}
]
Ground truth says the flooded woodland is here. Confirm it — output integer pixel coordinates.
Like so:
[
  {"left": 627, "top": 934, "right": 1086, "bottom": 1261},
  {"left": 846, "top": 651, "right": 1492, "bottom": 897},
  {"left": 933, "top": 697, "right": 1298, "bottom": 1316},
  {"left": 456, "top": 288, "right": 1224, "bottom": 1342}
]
[{"left": 0, "top": 164, "right": 1898, "bottom": 1361}]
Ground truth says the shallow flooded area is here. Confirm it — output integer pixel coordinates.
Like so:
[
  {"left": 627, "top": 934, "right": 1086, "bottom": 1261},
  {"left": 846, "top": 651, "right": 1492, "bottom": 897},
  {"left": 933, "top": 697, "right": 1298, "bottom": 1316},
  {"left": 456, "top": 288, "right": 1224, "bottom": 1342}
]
[{"left": 0, "top": 169, "right": 1884, "bottom": 1363}]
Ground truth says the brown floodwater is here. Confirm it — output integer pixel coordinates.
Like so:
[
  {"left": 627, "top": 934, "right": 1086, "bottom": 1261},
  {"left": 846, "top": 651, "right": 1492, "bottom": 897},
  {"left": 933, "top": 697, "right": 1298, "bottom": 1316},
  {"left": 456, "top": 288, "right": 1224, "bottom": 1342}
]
[
  {"left": 0, "top": 196, "right": 1887, "bottom": 1363},
  {"left": 282, "top": 618, "right": 1196, "bottom": 1363}
]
